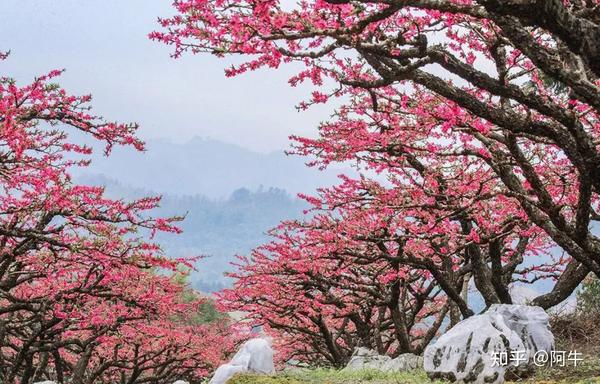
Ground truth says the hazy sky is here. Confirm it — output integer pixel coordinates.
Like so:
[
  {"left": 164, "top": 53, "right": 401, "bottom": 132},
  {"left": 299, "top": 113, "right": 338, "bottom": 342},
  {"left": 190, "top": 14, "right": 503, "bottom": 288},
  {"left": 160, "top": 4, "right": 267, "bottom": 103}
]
[{"left": 1, "top": 1, "right": 331, "bottom": 152}]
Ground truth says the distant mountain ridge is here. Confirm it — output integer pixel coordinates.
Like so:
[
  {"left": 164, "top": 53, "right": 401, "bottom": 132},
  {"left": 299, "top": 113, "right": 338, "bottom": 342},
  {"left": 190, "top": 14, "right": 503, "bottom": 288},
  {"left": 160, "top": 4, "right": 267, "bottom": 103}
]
[
  {"left": 71, "top": 137, "right": 341, "bottom": 291},
  {"left": 75, "top": 174, "right": 307, "bottom": 292},
  {"left": 74, "top": 137, "right": 340, "bottom": 198}
]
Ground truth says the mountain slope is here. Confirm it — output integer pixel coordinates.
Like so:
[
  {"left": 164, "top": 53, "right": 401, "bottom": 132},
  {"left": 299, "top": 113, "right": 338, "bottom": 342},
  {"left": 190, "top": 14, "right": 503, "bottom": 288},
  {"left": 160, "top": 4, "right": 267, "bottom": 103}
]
[
  {"left": 74, "top": 137, "right": 340, "bottom": 198},
  {"left": 76, "top": 174, "right": 306, "bottom": 291}
]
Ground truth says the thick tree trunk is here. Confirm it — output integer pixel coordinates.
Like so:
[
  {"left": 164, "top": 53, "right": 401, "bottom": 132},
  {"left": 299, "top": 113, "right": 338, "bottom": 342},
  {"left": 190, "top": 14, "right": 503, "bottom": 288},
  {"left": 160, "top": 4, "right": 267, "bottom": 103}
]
[{"left": 481, "top": 0, "right": 600, "bottom": 77}]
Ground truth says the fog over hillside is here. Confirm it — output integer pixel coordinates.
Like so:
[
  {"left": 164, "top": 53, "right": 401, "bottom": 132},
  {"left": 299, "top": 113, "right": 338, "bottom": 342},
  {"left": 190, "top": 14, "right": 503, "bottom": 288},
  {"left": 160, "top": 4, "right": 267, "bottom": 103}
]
[
  {"left": 77, "top": 174, "right": 308, "bottom": 292},
  {"left": 71, "top": 137, "right": 347, "bottom": 291},
  {"left": 73, "top": 137, "right": 342, "bottom": 198}
]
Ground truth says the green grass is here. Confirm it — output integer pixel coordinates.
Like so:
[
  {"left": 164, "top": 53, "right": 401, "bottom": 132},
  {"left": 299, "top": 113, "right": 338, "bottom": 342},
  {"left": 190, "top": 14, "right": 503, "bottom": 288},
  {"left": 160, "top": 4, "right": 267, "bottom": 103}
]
[
  {"left": 526, "top": 357, "right": 600, "bottom": 383},
  {"left": 227, "top": 369, "right": 440, "bottom": 384},
  {"left": 227, "top": 368, "right": 600, "bottom": 384}
]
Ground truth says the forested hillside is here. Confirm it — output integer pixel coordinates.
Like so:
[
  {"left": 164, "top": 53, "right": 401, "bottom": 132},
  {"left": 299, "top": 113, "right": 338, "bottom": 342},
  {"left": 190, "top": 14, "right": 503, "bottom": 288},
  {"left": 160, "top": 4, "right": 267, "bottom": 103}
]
[{"left": 77, "top": 174, "right": 306, "bottom": 292}]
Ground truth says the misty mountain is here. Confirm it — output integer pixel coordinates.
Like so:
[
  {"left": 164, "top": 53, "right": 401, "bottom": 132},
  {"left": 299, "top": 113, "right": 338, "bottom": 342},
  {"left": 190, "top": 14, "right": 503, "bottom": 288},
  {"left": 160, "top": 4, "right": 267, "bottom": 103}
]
[
  {"left": 76, "top": 174, "right": 307, "bottom": 292},
  {"left": 74, "top": 137, "right": 341, "bottom": 198},
  {"left": 70, "top": 137, "right": 346, "bottom": 292}
]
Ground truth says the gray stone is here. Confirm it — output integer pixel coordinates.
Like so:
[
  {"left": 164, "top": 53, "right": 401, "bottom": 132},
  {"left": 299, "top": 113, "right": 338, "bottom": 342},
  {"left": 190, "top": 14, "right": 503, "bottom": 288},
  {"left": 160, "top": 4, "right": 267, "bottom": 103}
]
[
  {"left": 487, "top": 304, "right": 554, "bottom": 358},
  {"left": 509, "top": 284, "right": 577, "bottom": 315},
  {"left": 508, "top": 284, "right": 537, "bottom": 305},
  {"left": 424, "top": 313, "right": 525, "bottom": 383},
  {"left": 344, "top": 347, "right": 391, "bottom": 371},
  {"left": 344, "top": 348, "right": 423, "bottom": 372},
  {"left": 424, "top": 304, "right": 555, "bottom": 383},
  {"left": 381, "top": 353, "right": 423, "bottom": 371}
]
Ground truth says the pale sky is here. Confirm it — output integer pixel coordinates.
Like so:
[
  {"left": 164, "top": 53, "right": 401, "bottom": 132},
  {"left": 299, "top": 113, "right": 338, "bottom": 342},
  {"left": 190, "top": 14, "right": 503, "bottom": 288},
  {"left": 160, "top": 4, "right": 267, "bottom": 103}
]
[{"left": 1, "top": 0, "right": 331, "bottom": 152}]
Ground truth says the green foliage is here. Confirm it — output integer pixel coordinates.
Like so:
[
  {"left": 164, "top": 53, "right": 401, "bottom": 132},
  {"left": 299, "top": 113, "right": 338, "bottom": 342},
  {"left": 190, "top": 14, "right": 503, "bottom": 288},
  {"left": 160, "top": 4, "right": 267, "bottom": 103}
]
[
  {"left": 227, "top": 375, "right": 303, "bottom": 384},
  {"left": 531, "top": 352, "right": 600, "bottom": 383},
  {"left": 172, "top": 269, "right": 227, "bottom": 325},
  {"left": 577, "top": 274, "right": 600, "bottom": 315},
  {"left": 196, "top": 299, "right": 226, "bottom": 324}
]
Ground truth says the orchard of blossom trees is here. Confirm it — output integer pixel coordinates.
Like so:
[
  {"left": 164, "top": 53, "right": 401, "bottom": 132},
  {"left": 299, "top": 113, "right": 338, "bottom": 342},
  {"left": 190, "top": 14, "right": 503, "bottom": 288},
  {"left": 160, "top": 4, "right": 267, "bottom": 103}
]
[
  {"left": 2, "top": 0, "right": 599, "bottom": 380},
  {"left": 152, "top": 0, "right": 600, "bottom": 366},
  {"left": 0, "top": 55, "right": 240, "bottom": 383}
]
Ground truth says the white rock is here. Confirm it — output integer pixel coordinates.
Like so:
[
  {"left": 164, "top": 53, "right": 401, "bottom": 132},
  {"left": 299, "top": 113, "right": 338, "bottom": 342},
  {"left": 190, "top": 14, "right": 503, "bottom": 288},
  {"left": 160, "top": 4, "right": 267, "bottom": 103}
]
[
  {"left": 343, "top": 347, "right": 391, "bottom": 370},
  {"left": 549, "top": 295, "right": 577, "bottom": 315},
  {"left": 424, "top": 304, "right": 555, "bottom": 383},
  {"left": 487, "top": 304, "right": 554, "bottom": 358},
  {"left": 33, "top": 382, "right": 57, "bottom": 384},
  {"left": 343, "top": 348, "right": 423, "bottom": 372},
  {"left": 209, "top": 338, "right": 275, "bottom": 384},
  {"left": 381, "top": 353, "right": 423, "bottom": 371},
  {"left": 509, "top": 284, "right": 577, "bottom": 315},
  {"left": 424, "top": 313, "right": 526, "bottom": 383},
  {"left": 172, "top": 381, "right": 189, "bottom": 384}
]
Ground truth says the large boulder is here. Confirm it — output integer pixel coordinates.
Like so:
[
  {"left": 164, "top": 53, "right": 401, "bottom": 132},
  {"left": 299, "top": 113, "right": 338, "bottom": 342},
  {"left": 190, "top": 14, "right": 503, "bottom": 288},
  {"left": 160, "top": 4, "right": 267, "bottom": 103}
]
[
  {"left": 487, "top": 304, "right": 554, "bottom": 357},
  {"left": 508, "top": 284, "right": 538, "bottom": 305},
  {"left": 209, "top": 338, "right": 275, "bottom": 384},
  {"left": 424, "top": 304, "right": 554, "bottom": 384},
  {"left": 424, "top": 313, "right": 524, "bottom": 383}
]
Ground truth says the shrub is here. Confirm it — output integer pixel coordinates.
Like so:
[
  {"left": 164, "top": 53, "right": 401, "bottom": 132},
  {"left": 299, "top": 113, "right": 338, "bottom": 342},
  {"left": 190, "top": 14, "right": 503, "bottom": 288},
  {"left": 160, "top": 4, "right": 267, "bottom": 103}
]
[{"left": 577, "top": 274, "right": 600, "bottom": 316}]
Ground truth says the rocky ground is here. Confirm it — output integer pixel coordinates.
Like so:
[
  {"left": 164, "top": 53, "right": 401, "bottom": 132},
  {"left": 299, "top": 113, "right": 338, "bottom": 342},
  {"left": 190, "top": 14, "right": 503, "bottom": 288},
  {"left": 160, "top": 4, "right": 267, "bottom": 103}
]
[
  {"left": 227, "top": 342, "right": 600, "bottom": 384},
  {"left": 219, "top": 306, "right": 600, "bottom": 384},
  {"left": 228, "top": 366, "right": 600, "bottom": 384}
]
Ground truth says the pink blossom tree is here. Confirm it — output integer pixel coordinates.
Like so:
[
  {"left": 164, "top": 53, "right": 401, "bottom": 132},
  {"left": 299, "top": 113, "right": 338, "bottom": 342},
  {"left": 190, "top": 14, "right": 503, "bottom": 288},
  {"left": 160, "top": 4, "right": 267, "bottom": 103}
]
[
  {"left": 218, "top": 163, "right": 562, "bottom": 364},
  {"left": 219, "top": 198, "right": 450, "bottom": 366},
  {"left": 153, "top": 0, "right": 600, "bottom": 311},
  {"left": 0, "top": 56, "right": 237, "bottom": 383}
]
